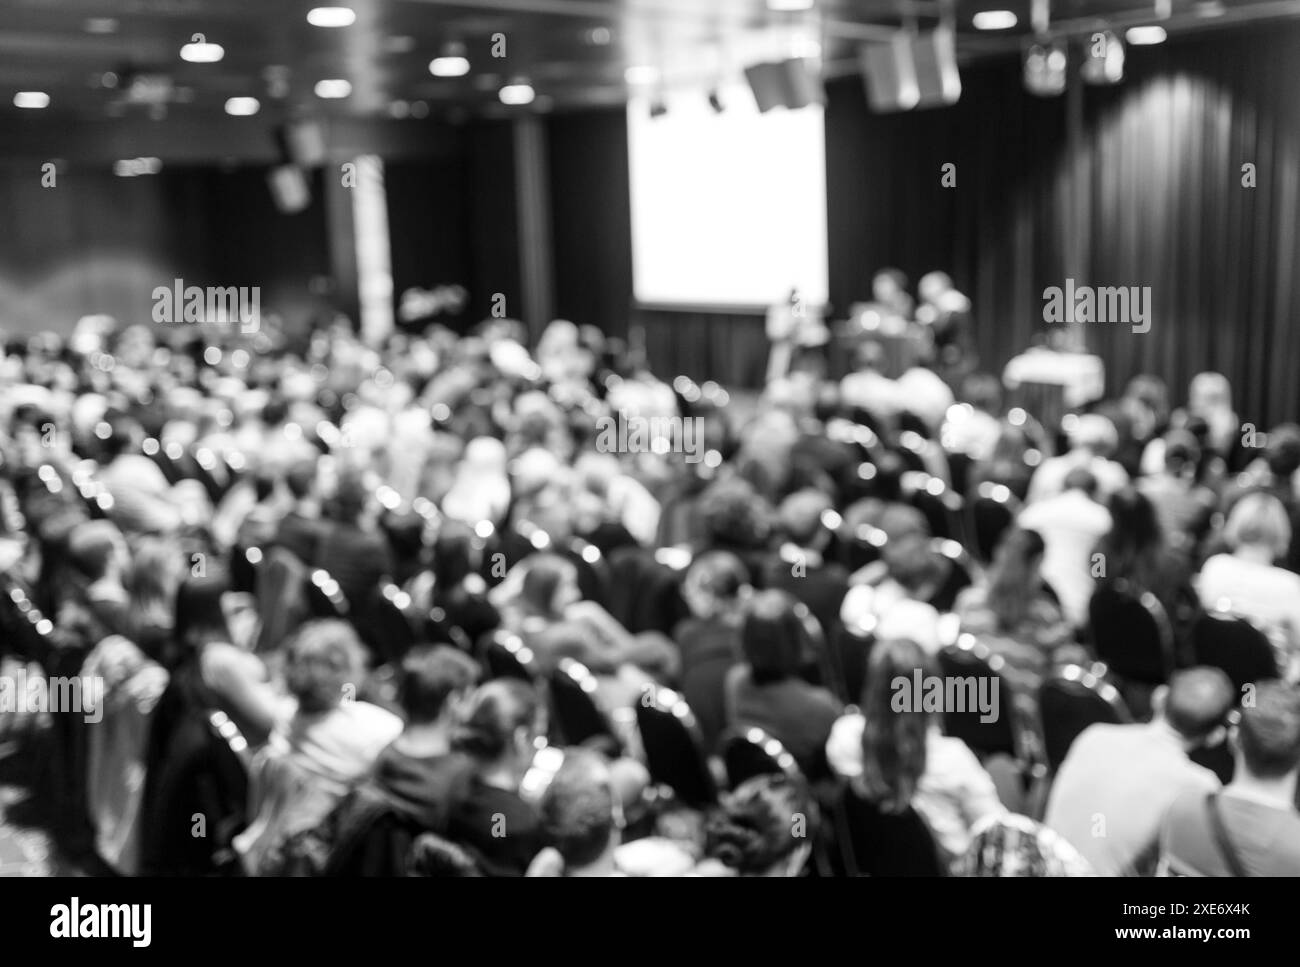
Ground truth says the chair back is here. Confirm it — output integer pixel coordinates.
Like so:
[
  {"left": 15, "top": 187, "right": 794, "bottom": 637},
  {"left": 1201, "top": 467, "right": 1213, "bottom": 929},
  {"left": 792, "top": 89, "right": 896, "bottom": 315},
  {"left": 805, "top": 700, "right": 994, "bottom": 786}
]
[
  {"left": 548, "top": 658, "right": 617, "bottom": 749},
  {"left": 1189, "top": 609, "right": 1279, "bottom": 694},
  {"left": 479, "top": 630, "right": 541, "bottom": 684},
  {"left": 634, "top": 686, "right": 717, "bottom": 808},
  {"left": 969, "top": 485, "right": 1019, "bottom": 562},
  {"left": 1088, "top": 584, "right": 1174, "bottom": 685},
  {"left": 1037, "top": 665, "right": 1129, "bottom": 773},
  {"left": 830, "top": 783, "right": 945, "bottom": 876},
  {"left": 936, "top": 636, "right": 1020, "bottom": 759},
  {"left": 720, "top": 726, "right": 801, "bottom": 789}
]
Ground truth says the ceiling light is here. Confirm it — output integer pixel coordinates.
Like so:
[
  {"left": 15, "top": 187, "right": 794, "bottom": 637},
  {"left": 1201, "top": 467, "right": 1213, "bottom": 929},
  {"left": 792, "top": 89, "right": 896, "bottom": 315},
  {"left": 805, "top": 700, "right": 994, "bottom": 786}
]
[
  {"left": 430, "top": 43, "right": 470, "bottom": 77},
  {"left": 1125, "top": 25, "right": 1167, "bottom": 45},
  {"left": 13, "top": 91, "right": 50, "bottom": 109},
  {"left": 307, "top": 7, "right": 356, "bottom": 28},
  {"left": 767, "top": 0, "right": 814, "bottom": 10},
  {"left": 314, "top": 79, "right": 352, "bottom": 98},
  {"left": 114, "top": 157, "right": 162, "bottom": 177},
  {"left": 180, "top": 38, "right": 224, "bottom": 63},
  {"left": 625, "top": 65, "right": 659, "bottom": 85},
  {"left": 586, "top": 27, "right": 612, "bottom": 46},
  {"left": 84, "top": 17, "right": 118, "bottom": 34},
  {"left": 499, "top": 82, "right": 535, "bottom": 105},
  {"left": 224, "top": 96, "right": 260, "bottom": 116},
  {"left": 973, "top": 10, "right": 1018, "bottom": 30}
]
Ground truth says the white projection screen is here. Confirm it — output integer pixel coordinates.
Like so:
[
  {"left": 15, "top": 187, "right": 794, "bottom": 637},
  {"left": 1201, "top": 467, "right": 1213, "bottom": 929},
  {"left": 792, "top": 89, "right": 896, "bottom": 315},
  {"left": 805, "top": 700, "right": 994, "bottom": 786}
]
[{"left": 627, "top": 83, "right": 829, "bottom": 308}]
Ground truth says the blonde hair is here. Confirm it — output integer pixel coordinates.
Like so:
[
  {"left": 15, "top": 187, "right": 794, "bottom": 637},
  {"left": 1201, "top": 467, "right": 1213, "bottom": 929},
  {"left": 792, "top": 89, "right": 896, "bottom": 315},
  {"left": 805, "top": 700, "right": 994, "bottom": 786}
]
[{"left": 1224, "top": 493, "right": 1291, "bottom": 560}]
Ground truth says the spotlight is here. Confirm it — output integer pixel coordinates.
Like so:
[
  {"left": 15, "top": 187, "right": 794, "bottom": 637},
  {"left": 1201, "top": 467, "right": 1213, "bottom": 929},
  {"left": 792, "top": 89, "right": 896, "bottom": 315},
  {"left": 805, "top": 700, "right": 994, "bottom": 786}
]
[
  {"left": 973, "top": 10, "right": 1017, "bottom": 31},
  {"left": 430, "top": 42, "right": 470, "bottom": 77},
  {"left": 307, "top": 7, "right": 356, "bottom": 28},
  {"left": 1023, "top": 39, "right": 1067, "bottom": 96},
  {"left": 13, "top": 91, "right": 50, "bottom": 109},
  {"left": 499, "top": 81, "right": 535, "bottom": 105},
  {"left": 224, "top": 96, "right": 260, "bottom": 116},
  {"left": 1081, "top": 30, "right": 1124, "bottom": 85},
  {"left": 314, "top": 79, "right": 352, "bottom": 98},
  {"left": 1125, "top": 25, "right": 1167, "bottom": 45},
  {"left": 180, "top": 36, "right": 224, "bottom": 63}
]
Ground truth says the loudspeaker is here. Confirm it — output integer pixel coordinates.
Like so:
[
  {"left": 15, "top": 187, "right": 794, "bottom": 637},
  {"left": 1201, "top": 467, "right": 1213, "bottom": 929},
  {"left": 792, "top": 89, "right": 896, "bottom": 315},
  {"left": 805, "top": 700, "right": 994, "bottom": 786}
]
[
  {"left": 267, "top": 164, "right": 311, "bottom": 213},
  {"left": 743, "top": 57, "right": 824, "bottom": 113},
  {"left": 276, "top": 119, "right": 327, "bottom": 168},
  {"left": 859, "top": 28, "right": 961, "bottom": 112}
]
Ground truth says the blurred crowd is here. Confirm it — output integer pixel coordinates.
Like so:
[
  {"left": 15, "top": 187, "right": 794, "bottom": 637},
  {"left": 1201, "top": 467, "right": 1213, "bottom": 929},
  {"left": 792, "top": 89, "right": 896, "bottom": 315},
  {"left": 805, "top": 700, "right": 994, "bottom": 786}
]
[{"left": 0, "top": 271, "right": 1297, "bottom": 878}]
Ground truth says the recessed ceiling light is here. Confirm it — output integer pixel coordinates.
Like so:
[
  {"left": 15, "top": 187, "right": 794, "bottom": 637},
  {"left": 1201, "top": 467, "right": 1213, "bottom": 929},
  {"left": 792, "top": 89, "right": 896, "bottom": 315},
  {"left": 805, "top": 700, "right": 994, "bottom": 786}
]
[
  {"left": 180, "top": 38, "right": 224, "bottom": 63},
  {"left": 14, "top": 92, "right": 50, "bottom": 109},
  {"left": 1125, "top": 25, "right": 1167, "bottom": 45},
  {"left": 307, "top": 7, "right": 356, "bottom": 28},
  {"left": 430, "top": 43, "right": 471, "bottom": 77},
  {"left": 225, "top": 97, "right": 260, "bottom": 116},
  {"left": 84, "top": 17, "right": 118, "bottom": 34},
  {"left": 767, "top": 0, "right": 813, "bottom": 10},
  {"left": 314, "top": 79, "right": 352, "bottom": 98},
  {"left": 624, "top": 65, "right": 659, "bottom": 85},
  {"left": 973, "top": 10, "right": 1018, "bottom": 30},
  {"left": 499, "top": 82, "right": 535, "bottom": 106}
]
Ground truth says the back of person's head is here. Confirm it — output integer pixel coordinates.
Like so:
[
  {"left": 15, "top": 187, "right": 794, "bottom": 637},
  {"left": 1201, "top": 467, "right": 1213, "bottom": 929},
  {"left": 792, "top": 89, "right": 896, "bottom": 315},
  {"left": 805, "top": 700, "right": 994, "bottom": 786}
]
[
  {"left": 698, "top": 477, "right": 773, "bottom": 551},
  {"left": 1069, "top": 414, "right": 1118, "bottom": 457},
  {"left": 960, "top": 372, "right": 1003, "bottom": 415},
  {"left": 1163, "top": 429, "right": 1201, "bottom": 476},
  {"left": 1265, "top": 423, "right": 1300, "bottom": 480},
  {"left": 986, "top": 527, "right": 1045, "bottom": 629},
  {"left": 398, "top": 644, "right": 480, "bottom": 725},
  {"left": 1102, "top": 487, "right": 1162, "bottom": 556},
  {"left": 1223, "top": 492, "right": 1290, "bottom": 559},
  {"left": 284, "top": 457, "right": 317, "bottom": 501},
  {"left": 452, "top": 679, "right": 542, "bottom": 763},
  {"left": 174, "top": 571, "right": 233, "bottom": 651},
  {"left": 285, "top": 619, "right": 368, "bottom": 714},
  {"left": 1236, "top": 682, "right": 1300, "bottom": 781},
  {"left": 740, "top": 590, "right": 808, "bottom": 684},
  {"left": 859, "top": 638, "right": 933, "bottom": 813},
  {"left": 127, "top": 537, "right": 184, "bottom": 625},
  {"left": 1160, "top": 667, "right": 1235, "bottom": 743},
  {"left": 519, "top": 553, "right": 579, "bottom": 618},
  {"left": 684, "top": 550, "right": 750, "bottom": 605},
  {"left": 777, "top": 488, "right": 834, "bottom": 548},
  {"left": 704, "top": 774, "right": 815, "bottom": 876},
  {"left": 101, "top": 409, "right": 140, "bottom": 460},
  {"left": 1062, "top": 467, "right": 1099, "bottom": 498},
  {"left": 538, "top": 748, "right": 618, "bottom": 872},
  {"left": 328, "top": 470, "right": 369, "bottom": 524},
  {"left": 66, "top": 520, "right": 126, "bottom": 582},
  {"left": 1189, "top": 372, "right": 1232, "bottom": 412}
]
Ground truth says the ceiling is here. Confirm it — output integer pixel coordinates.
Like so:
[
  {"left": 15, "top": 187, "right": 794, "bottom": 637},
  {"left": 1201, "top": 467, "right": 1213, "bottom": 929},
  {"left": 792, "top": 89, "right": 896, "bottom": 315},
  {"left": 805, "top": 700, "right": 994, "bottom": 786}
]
[{"left": 0, "top": 0, "right": 1297, "bottom": 120}]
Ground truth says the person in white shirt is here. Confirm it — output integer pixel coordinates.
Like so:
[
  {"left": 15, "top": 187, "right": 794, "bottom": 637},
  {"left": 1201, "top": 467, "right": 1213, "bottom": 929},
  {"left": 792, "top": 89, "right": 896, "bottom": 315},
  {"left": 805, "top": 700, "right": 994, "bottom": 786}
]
[
  {"left": 1018, "top": 468, "right": 1112, "bottom": 628},
  {"left": 1025, "top": 414, "right": 1129, "bottom": 505},
  {"left": 1197, "top": 492, "right": 1300, "bottom": 668}
]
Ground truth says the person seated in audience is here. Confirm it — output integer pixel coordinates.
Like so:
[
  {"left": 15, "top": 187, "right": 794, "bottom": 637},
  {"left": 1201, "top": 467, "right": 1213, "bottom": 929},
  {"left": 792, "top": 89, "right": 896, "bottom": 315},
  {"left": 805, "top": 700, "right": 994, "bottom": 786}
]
[
  {"left": 1176, "top": 371, "right": 1240, "bottom": 464},
  {"left": 1196, "top": 492, "right": 1300, "bottom": 669},
  {"left": 313, "top": 469, "right": 394, "bottom": 609},
  {"left": 1018, "top": 468, "right": 1112, "bottom": 629},
  {"left": 444, "top": 679, "right": 546, "bottom": 876},
  {"left": 1158, "top": 681, "right": 1300, "bottom": 876},
  {"left": 1216, "top": 422, "right": 1300, "bottom": 573},
  {"left": 692, "top": 774, "right": 816, "bottom": 877},
  {"left": 1114, "top": 375, "right": 1170, "bottom": 477},
  {"left": 941, "top": 372, "right": 1004, "bottom": 463},
  {"left": 280, "top": 620, "right": 403, "bottom": 797},
  {"left": 1043, "top": 667, "right": 1235, "bottom": 876},
  {"left": 57, "top": 520, "right": 133, "bottom": 648},
  {"left": 1092, "top": 487, "right": 1196, "bottom": 635},
  {"left": 170, "top": 572, "right": 287, "bottom": 745},
  {"left": 840, "top": 504, "right": 949, "bottom": 648},
  {"left": 954, "top": 527, "right": 1076, "bottom": 697},
  {"left": 825, "top": 638, "right": 1004, "bottom": 870},
  {"left": 1025, "top": 414, "right": 1129, "bottom": 505},
  {"left": 267, "top": 455, "right": 323, "bottom": 564},
  {"left": 762, "top": 488, "right": 850, "bottom": 639},
  {"left": 693, "top": 476, "right": 775, "bottom": 578},
  {"left": 1136, "top": 429, "right": 1216, "bottom": 555},
  {"left": 123, "top": 536, "right": 185, "bottom": 661},
  {"left": 95, "top": 411, "right": 183, "bottom": 536},
  {"left": 724, "top": 590, "right": 843, "bottom": 779},
  {"left": 675, "top": 551, "right": 750, "bottom": 752},
  {"left": 527, "top": 748, "right": 624, "bottom": 877}
]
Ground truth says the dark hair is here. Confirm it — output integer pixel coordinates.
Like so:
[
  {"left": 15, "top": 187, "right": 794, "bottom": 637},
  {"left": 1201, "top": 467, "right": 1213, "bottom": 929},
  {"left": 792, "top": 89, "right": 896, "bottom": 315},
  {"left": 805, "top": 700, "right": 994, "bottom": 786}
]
[
  {"left": 698, "top": 478, "right": 773, "bottom": 551},
  {"left": 686, "top": 550, "right": 750, "bottom": 601},
  {"left": 704, "top": 774, "right": 815, "bottom": 875},
  {"left": 984, "top": 527, "right": 1046, "bottom": 630},
  {"left": 328, "top": 471, "right": 369, "bottom": 524},
  {"left": 173, "top": 572, "right": 233, "bottom": 652},
  {"left": 539, "top": 749, "right": 617, "bottom": 870},
  {"left": 1265, "top": 424, "right": 1300, "bottom": 479},
  {"left": 1237, "top": 682, "right": 1300, "bottom": 779},
  {"left": 740, "top": 590, "right": 808, "bottom": 684},
  {"left": 285, "top": 619, "right": 367, "bottom": 714},
  {"left": 859, "top": 639, "right": 932, "bottom": 813},
  {"left": 284, "top": 458, "right": 317, "bottom": 501},
  {"left": 1062, "top": 467, "right": 1098, "bottom": 497},
  {"left": 519, "top": 553, "right": 577, "bottom": 619},
  {"left": 452, "top": 679, "right": 542, "bottom": 762},
  {"left": 1164, "top": 667, "right": 1235, "bottom": 741},
  {"left": 251, "top": 468, "right": 277, "bottom": 503},
  {"left": 1095, "top": 488, "right": 1165, "bottom": 588},
  {"left": 397, "top": 644, "right": 479, "bottom": 724}
]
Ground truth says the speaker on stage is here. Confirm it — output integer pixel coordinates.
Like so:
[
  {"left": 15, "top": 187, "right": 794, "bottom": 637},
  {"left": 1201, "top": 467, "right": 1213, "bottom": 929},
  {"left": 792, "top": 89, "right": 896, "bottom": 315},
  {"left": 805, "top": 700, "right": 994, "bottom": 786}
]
[
  {"left": 744, "top": 57, "right": 824, "bottom": 112},
  {"left": 267, "top": 164, "right": 311, "bottom": 213},
  {"left": 276, "top": 119, "right": 327, "bottom": 168}
]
